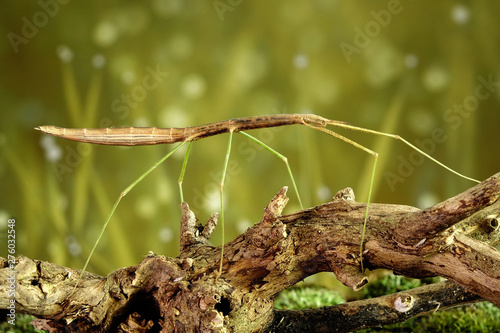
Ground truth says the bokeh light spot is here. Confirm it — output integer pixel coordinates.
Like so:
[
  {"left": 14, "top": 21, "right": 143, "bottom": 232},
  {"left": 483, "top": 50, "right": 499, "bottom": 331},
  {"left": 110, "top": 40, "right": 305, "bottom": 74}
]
[
  {"left": 135, "top": 194, "right": 158, "bottom": 219},
  {"left": 93, "top": 20, "right": 119, "bottom": 47},
  {"left": 158, "top": 226, "right": 174, "bottom": 243},
  {"left": 181, "top": 74, "right": 206, "bottom": 99},
  {"left": 422, "top": 65, "right": 449, "bottom": 92},
  {"left": 451, "top": 4, "right": 470, "bottom": 25},
  {"left": 92, "top": 54, "right": 106, "bottom": 69},
  {"left": 294, "top": 54, "right": 309, "bottom": 69},
  {"left": 404, "top": 54, "right": 419, "bottom": 69},
  {"left": 56, "top": 45, "right": 73, "bottom": 63}
]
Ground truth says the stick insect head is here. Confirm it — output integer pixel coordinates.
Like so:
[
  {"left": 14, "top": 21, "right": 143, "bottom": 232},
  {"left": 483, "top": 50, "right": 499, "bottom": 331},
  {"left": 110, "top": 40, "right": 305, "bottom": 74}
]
[{"left": 302, "top": 114, "right": 349, "bottom": 127}]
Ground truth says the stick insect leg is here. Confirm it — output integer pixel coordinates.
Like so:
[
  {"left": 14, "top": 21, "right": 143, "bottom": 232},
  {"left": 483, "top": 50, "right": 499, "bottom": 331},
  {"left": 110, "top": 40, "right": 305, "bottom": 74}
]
[
  {"left": 326, "top": 122, "right": 480, "bottom": 184},
  {"left": 77, "top": 142, "right": 187, "bottom": 286},
  {"left": 239, "top": 131, "right": 304, "bottom": 210},
  {"left": 218, "top": 130, "right": 234, "bottom": 277},
  {"left": 305, "top": 119, "right": 480, "bottom": 272},
  {"left": 304, "top": 124, "right": 378, "bottom": 272},
  {"left": 178, "top": 142, "right": 193, "bottom": 202}
]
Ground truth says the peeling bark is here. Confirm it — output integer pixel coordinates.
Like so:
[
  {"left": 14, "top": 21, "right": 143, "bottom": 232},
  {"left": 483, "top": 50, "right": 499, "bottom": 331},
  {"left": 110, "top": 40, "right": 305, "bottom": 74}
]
[{"left": 1, "top": 172, "right": 499, "bottom": 332}]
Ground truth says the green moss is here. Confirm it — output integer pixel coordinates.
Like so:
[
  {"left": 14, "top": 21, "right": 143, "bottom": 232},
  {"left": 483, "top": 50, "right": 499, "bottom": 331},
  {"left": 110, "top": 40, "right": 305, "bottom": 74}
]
[
  {"left": 274, "top": 285, "right": 345, "bottom": 310},
  {"left": 363, "top": 274, "right": 441, "bottom": 299},
  {"left": 0, "top": 314, "right": 46, "bottom": 333}
]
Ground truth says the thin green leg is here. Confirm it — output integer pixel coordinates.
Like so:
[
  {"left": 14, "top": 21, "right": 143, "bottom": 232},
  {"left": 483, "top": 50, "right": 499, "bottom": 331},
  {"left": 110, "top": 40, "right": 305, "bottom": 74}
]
[
  {"left": 360, "top": 155, "right": 378, "bottom": 272},
  {"left": 240, "top": 131, "right": 303, "bottom": 209},
  {"left": 305, "top": 120, "right": 479, "bottom": 272},
  {"left": 326, "top": 122, "right": 480, "bottom": 184},
  {"left": 303, "top": 124, "right": 378, "bottom": 271},
  {"left": 218, "top": 131, "right": 234, "bottom": 276},
  {"left": 178, "top": 142, "right": 193, "bottom": 202},
  {"left": 77, "top": 142, "right": 186, "bottom": 286}
]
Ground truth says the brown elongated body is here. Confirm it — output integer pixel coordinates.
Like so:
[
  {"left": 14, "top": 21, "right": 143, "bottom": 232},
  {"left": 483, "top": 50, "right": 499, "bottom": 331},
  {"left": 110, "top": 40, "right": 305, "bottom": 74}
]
[{"left": 35, "top": 114, "right": 342, "bottom": 146}]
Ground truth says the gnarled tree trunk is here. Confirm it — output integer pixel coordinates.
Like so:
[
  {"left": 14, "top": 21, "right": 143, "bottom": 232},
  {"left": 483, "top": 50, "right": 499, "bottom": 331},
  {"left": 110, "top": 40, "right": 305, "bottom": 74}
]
[{"left": 1, "top": 172, "right": 499, "bottom": 332}]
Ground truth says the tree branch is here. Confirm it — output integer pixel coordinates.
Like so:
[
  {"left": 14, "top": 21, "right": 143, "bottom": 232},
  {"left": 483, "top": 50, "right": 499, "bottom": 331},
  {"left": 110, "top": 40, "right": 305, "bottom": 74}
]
[
  {"left": 1, "top": 172, "right": 499, "bottom": 332},
  {"left": 265, "top": 280, "right": 482, "bottom": 333}
]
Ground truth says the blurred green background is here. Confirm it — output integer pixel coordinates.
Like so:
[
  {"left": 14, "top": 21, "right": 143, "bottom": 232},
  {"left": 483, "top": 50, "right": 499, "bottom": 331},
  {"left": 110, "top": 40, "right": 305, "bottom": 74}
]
[{"left": 1, "top": 0, "right": 499, "bottom": 292}]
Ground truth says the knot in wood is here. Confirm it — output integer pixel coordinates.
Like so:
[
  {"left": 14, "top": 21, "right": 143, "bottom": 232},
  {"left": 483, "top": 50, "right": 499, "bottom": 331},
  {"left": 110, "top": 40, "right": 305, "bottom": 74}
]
[{"left": 393, "top": 294, "right": 414, "bottom": 313}]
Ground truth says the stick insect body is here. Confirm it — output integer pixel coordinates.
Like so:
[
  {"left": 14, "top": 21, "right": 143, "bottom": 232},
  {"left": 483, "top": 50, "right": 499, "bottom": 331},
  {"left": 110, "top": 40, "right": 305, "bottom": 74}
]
[
  {"left": 36, "top": 114, "right": 480, "bottom": 281},
  {"left": 36, "top": 114, "right": 339, "bottom": 146}
]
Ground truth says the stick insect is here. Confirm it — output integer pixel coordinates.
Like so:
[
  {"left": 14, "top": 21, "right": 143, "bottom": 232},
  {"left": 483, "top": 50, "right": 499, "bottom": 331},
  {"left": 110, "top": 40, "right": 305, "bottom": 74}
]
[{"left": 36, "top": 114, "right": 480, "bottom": 280}]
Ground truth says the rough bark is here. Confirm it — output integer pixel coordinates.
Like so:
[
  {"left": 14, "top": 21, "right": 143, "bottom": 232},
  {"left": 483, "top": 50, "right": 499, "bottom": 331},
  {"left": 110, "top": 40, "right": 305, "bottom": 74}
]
[{"left": 1, "top": 172, "right": 499, "bottom": 332}]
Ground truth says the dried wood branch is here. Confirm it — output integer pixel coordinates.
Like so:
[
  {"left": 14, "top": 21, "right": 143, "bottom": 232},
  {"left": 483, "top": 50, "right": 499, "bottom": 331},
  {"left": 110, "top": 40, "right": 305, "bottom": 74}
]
[
  {"left": 1, "top": 172, "right": 499, "bottom": 332},
  {"left": 265, "top": 280, "right": 482, "bottom": 333}
]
